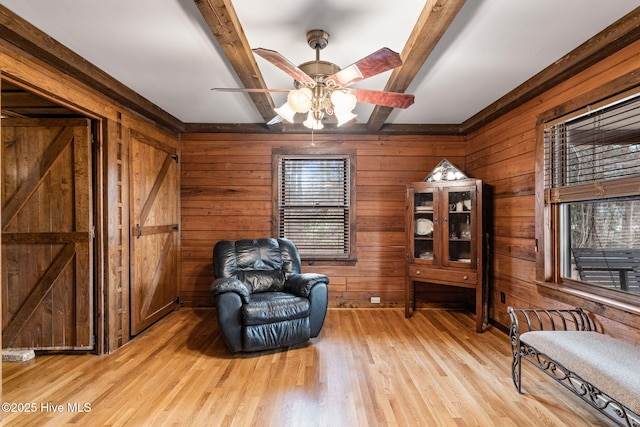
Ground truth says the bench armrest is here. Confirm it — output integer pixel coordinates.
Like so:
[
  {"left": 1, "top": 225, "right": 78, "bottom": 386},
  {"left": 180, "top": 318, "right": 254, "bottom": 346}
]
[{"left": 507, "top": 307, "right": 596, "bottom": 336}]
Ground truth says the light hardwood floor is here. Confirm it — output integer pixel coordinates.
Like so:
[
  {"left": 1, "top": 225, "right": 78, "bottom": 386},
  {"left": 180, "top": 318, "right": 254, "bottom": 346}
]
[{"left": 2, "top": 308, "right": 612, "bottom": 426}]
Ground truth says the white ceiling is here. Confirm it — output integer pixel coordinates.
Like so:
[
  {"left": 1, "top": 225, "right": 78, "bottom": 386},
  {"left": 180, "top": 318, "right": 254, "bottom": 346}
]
[{"left": 1, "top": 0, "right": 638, "bottom": 126}]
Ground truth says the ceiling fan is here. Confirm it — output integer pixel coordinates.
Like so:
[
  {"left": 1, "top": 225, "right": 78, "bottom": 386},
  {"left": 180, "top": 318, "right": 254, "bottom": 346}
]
[{"left": 215, "top": 29, "right": 415, "bottom": 129}]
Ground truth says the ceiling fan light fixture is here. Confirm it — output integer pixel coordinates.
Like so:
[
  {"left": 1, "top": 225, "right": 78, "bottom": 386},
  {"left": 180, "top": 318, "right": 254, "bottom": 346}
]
[
  {"left": 303, "top": 110, "right": 324, "bottom": 130},
  {"left": 330, "top": 91, "right": 357, "bottom": 114},
  {"left": 247, "top": 29, "right": 413, "bottom": 130},
  {"left": 287, "top": 87, "right": 313, "bottom": 112},
  {"left": 335, "top": 111, "right": 357, "bottom": 127},
  {"left": 274, "top": 102, "right": 297, "bottom": 123}
]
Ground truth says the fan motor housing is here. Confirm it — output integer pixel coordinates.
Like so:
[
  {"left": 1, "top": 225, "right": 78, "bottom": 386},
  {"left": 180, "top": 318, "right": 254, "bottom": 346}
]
[{"left": 296, "top": 60, "right": 340, "bottom": 86}]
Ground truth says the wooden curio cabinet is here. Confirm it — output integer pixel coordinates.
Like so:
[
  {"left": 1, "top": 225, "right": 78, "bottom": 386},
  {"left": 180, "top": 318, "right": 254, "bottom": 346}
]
[{"left": 405, "top": 178, "right": 488, "bottom": 332}]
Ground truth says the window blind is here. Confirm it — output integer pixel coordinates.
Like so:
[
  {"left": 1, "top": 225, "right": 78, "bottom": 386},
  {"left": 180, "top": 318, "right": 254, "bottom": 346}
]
[
  {"left": 544, "top": 93, "right": 640, "bottom": 199},
  {"left": 278, "top": 156, "right": 350, "bottom": 256}
]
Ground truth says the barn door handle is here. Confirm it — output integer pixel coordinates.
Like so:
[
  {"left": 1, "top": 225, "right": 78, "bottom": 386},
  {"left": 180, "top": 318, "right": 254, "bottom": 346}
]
[{"left": 136, "top": 223, "right": 142, "bottom": 239}]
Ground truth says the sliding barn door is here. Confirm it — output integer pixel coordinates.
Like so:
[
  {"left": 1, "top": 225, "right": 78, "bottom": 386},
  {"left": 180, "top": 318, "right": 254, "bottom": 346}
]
[
  {"left": 129, "top": 130, "right": 179, "bottom": 335},
  {"left": 2, "top": 118, "right": 93, "bottom": 350}
]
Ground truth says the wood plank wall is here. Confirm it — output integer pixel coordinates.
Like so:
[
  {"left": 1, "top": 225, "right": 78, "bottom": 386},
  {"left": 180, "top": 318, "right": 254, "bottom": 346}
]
[
  {"left": 0, "top": 37, "right": 182, "bottom": 353},
  {"left": 181, "top": 39, "right": 640, "bottom": 339},
  {"left": 465, "top": 38, "right": 640, "bottom": 339},
  {"left": 180, "top": 134, "right": 465, "bottom": 307}
]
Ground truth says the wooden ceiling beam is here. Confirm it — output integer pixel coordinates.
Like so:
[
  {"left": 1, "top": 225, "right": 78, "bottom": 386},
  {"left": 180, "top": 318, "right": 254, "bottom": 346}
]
[
  {"left": 194, "top": 0, "right": 277, "bottom": 124},
  {"left": 367, "top": 0, "right": 467, "bottom": 132}
]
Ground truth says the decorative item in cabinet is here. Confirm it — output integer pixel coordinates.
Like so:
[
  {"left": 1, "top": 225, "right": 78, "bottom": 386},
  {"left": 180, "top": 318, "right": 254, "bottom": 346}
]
[{"left": 405, "top": 159, "right": 489, "bottom": 332}]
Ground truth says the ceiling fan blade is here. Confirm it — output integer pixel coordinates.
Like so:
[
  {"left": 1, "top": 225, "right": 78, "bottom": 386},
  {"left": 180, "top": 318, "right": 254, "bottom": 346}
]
[
  {"left": 347, "top": 88, "right": 415, "bottom": 109},
  {"left": 326, "top": 47, "right": 403, "bottom": 88},
  {"left": 252, "top": 48, "right": 316, "bottom": 86},
  {"left": 267, "top": 115, "right": 284, "bottom": 125}
]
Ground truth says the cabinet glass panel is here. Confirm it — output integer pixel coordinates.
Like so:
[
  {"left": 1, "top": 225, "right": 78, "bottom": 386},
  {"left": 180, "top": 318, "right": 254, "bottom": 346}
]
[
  {"left": 447, "top": 190, "right": 472, "bottom": 263},
  {"left": 414, "top": 191, "right": 434, "bottom": 261}
]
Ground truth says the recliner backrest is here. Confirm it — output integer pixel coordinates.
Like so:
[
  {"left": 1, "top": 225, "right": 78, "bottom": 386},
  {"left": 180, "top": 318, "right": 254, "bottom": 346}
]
[{"left": 213, "top": 238, "right": 302, "bottom": 293}]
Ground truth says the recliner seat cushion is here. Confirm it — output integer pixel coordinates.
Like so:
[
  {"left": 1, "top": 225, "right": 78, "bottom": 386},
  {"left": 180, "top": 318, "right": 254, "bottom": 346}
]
[{"left": 242, "top": 292, "right": 310, "bottom": 326}]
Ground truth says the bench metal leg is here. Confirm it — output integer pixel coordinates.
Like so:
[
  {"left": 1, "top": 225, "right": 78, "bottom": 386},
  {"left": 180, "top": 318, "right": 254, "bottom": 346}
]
[
  {"left": 511, "top": 346, "right": 522, "bottom": 393},
  {"left": 508, "top": 316, "right": 522, "bottom": 393}
]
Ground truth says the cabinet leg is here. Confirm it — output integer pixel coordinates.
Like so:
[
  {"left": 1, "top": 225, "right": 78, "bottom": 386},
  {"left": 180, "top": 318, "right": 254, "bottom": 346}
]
[{"left": 405, "top": 281, "right": 414, "bottom": 318}]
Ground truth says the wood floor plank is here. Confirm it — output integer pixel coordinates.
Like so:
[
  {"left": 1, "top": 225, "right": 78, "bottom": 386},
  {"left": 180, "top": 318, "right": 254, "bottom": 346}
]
[{"left": 2, "top": 308, "right": 612, "bottom": 426}]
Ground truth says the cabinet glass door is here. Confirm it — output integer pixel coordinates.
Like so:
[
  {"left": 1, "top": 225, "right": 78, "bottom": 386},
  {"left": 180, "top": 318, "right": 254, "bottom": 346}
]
[
  {"left": 445, "top": 188, "right": 473, "bottom": 265},
  {"left": 413, "top": 190, "right": 435, "bottom": 261}
]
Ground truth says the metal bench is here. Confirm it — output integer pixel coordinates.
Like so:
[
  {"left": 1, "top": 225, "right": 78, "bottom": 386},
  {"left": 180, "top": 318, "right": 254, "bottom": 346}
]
[
  {"left": 572, "top": 247, "right": 640, "bottom": 292},
  {"left": 508, "top": 307, "right": 640, "bottom": 426}
]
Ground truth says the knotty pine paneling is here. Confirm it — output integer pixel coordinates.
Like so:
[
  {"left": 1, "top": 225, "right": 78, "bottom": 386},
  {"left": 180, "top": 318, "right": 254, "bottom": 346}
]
[
  {"left": 180, "top": 134, "right": 464, "bottom": 306},
  {"left": 467, "top": 38, "right": 640, "bottom": 338}
]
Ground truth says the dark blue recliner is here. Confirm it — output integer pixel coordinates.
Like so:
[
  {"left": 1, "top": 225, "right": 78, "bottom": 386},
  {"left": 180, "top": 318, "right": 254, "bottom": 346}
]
[{"left": 210, "top": 238, "right": 329, "bottom": 353}]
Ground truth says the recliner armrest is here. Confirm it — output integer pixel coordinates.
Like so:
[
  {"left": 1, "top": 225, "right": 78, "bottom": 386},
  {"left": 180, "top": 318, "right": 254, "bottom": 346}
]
[
  {"left": 210, "top": 277, "right": 251, "bottom": 303},
  {"left": 284, "top": 273, "right": 329, "bottom": 297}
]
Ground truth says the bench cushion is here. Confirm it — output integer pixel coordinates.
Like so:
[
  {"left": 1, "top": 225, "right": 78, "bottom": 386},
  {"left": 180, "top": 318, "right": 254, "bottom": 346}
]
[{"left": 521, "top": 331, "right": 640, "bottom": 413}]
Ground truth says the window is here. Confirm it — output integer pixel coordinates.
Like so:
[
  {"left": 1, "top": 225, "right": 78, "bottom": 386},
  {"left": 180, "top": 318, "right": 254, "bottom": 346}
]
[
  {"left": 543, "top": 90, "right": 640, "bottom": 297},
  {"left": 273, "top": 151, "right": 356, "bottom": 261}
]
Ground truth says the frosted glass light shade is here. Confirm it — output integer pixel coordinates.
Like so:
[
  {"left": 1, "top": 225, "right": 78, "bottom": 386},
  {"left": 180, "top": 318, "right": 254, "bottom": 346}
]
[
  {"left": 288, "top": 88, "right": 313, "bottom": 113},
  {"left": 274, "top": 102, "right": 296, "bottom": 123},
  {"left": 303, "top": 111, "right": 324, "bottom": 129},
  {"left": 335, "top": 111, "right": 357, "bottom": 127},
  {"left": 331, "top": 90, "right": 357, "bottom": 113}
]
